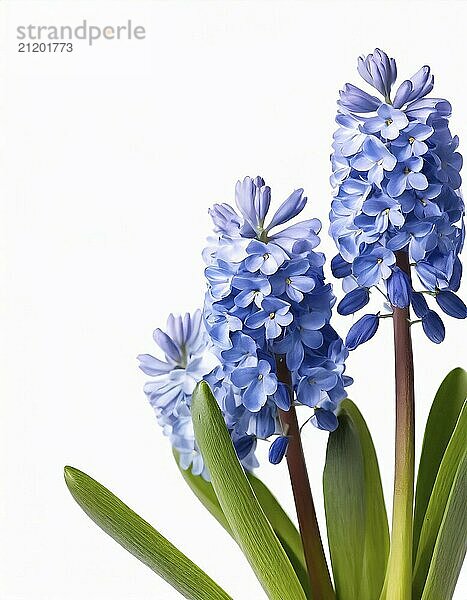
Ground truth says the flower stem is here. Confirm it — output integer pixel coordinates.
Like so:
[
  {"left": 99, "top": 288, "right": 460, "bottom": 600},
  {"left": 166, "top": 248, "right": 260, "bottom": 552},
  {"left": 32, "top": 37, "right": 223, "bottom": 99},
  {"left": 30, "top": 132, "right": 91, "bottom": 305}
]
[
  {"left": 275, "top": 354, "right": 335, "bottom": 600},
  {"left": 380, "top": 251, "right": 415, "bottom": 600}
]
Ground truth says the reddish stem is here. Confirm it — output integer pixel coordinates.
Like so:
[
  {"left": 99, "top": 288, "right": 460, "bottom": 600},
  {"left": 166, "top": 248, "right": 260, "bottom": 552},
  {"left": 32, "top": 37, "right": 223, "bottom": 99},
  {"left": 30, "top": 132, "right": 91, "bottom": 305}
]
[{"left": 276, "top": 354, "right": 335, "bottom": 600}]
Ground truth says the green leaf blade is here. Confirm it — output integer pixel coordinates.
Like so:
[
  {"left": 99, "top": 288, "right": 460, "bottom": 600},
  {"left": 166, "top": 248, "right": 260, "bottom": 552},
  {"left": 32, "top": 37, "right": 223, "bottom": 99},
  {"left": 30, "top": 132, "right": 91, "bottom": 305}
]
[
  {"left": 420, "top": 452, "right": 467, "bottom": 600},
  {"left": 413, "top": 401, "right": 467, "bottom": 599},
  {"left": 64, "top": 466, "right": 232, "bottom": 600},
  {"left": 323, "top": 399, "right": 389, "bottom": 600},
  {"left": 192, "top": 381, "right": 307, "bottom": 600},
  {"left": 414, "top": 367, "right": 467, "bottom": 558},
  {"left": 173, "top": 449, "right": 232, "bottom": 534},
  {"left": 247, "top": 473, "right": 311, "bottom": 599},
  {"left": 174, "top": 451, "right": 311, "bottom": 599}
]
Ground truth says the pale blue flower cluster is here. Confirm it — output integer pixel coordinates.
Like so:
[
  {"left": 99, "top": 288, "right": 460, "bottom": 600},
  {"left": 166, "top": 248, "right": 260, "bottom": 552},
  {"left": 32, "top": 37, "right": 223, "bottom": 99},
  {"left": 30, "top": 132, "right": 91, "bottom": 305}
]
[
  {"left": 204, "top": 176, "right": 352, "bottom": 449},
  {"left": 138, "top": 177, "right": 352, "bottom": 476},
  {"left": 330, "top": 49, "right": 466, "bottom": 347},
  {"left": 137, "top": 311, "right": 258, "bottom": 480}
]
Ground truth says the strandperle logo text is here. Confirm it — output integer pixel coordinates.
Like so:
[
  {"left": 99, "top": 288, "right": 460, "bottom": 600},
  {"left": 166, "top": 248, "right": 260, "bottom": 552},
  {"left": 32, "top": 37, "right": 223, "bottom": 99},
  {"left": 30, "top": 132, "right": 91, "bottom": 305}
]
[{"left": 17, "top": 20, "right": 146, "bottom": 46}]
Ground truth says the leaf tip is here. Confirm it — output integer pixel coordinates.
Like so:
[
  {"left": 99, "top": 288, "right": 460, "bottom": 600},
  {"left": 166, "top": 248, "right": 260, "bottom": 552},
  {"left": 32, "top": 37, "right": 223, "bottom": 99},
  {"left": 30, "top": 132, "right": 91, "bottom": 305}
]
[
  {"left": 64, "top": 465, "right": 85, "bottom": 494},
  {"left": 192, "top": 380, "right": 214, "bottom": 420},
  {"left": 195, "top": 380, "right": 211, "bottom": 397}
]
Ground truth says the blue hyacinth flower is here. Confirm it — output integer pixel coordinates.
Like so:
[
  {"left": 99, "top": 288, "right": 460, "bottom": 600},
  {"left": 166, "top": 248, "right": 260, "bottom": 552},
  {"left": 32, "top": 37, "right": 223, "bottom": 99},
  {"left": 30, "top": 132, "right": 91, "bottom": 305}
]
[{"left": 330, "top": 49, "right": 465, "bottom": 347}]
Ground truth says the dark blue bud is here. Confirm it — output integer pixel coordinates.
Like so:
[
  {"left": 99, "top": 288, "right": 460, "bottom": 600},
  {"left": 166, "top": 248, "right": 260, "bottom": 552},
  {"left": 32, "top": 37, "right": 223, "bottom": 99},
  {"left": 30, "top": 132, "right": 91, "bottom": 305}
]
[
  {"left": 449, "top": 257, "right": 462, "bottom": 292},
  {"left": 337, "top": 287, "right": 370, "bottom": 315},
  {"left": 268, "top": 436, "right": 289, "bottom": 465},
  {"left": 234, "top": 435, "right": 256, "bottom": 461},
  {"left": 387, "top": 267, "right": 412, "bottom": 309},
  {"left": 331, "top": 254, "right": 352, "bottom": 279},
  {"left": 345, "top": 314, "right": 380, "bottom": 351},
  {"left": 422, "top": 310, "right": 445, "bottom": 344},
  {"left": 435, "top": 291, "right": 467, "bottom": 319},
  {"left": 411, "top": 292, "right": 429, "bottom": 318},
  {"left": 310, "top": 409, "right": 339, "bottom": 432}
]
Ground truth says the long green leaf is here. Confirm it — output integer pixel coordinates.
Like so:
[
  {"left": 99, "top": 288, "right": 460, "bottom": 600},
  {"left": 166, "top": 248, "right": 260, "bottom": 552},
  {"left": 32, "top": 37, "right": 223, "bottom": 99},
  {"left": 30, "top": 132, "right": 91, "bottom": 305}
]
[
  {"left": 420, "top": 452, "right": 467, "bottom": 600},
  {"left": 192, "top": 381, "right": 307, "bottom": 600},
  {"left": 413, "top": 367, "right": 467, "bottom": 558},
  {"left": 412, "top": 402, "right": 467, "bottom": 599},
  {"left": 174, "top": 451, "right": 311, "bottom": 598},
  {"left": 323, "top": 399, "right": 389, "bottom": 600},
  {"left": 64, "top": 466, "right": 232, "bottom": 600},
  {"left": 247, "top": 473, "right": 311, "bottom": 600},
  {"left": 174, "top": 450, "right": 231, "bottom": 533}
]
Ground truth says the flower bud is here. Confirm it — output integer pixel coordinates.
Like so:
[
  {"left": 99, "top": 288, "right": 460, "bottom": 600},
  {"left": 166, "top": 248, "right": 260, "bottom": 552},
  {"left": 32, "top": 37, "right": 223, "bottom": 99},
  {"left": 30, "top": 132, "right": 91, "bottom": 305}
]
[
  {"left": 345, "top": 314, "right": 380, "bottom": 350},
  {"left": 422, "top": 310, "right": 445, "bottom": 344},
  {"left": 337, "top": 287, "right": 370, "bottom": 315},
  {"left": 435, "top": 291, "right": 467, "bottom": 319},
  {"left": 268, "top": 436, "right": 289, "bottom": 465},
  {"left": 331, "top": 254, "right": 352, "bottom": 279},
  {"left": 411, "top": 292, "right": 429, "bottom": 318},
  {"left": 310, "top": 408, "right": 339, "bottom": 432},
  {"left": 387, "top": 267, "right": 412, "bottom": 308}
]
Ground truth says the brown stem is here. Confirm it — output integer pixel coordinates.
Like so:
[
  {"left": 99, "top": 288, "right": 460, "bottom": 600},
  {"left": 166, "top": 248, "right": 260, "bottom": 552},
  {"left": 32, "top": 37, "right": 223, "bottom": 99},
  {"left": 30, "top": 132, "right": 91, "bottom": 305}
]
[
  {"left": 381, "top": 250, "right": 415, "bottom": 600},
  {"left": 276, "top": 354, "right": 335, "bottom": 600}
]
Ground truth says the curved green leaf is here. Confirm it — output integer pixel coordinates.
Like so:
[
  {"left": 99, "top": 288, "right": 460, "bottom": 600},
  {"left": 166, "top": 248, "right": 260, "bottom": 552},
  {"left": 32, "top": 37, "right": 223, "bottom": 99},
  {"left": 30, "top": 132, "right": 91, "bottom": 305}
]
[
  {"left": 174, "top": 450, "right": 231, "bottom": 533},
  {"left": 323, "top": 399, "right": 389, "bottom": 600},
  {"left": 420, "top": 451, "right": 467, "bottom": 600},
  {"left": 413, "top": 401, "right": 467, "bottom": 599},
  {"left": 174, "top": 451, "right": 311, "bottom": 598},
  {"left": 192, "top": 381, "right": 307, "bottom": 600},
  {"left": 64, "top": 466, "right": 232, "bottom": 600},
  {"left": 414, "top": 367, "right": 467, "bottom": 558},
  {"left": 247, "top": 473, "right": 311, "bottom": 599}
]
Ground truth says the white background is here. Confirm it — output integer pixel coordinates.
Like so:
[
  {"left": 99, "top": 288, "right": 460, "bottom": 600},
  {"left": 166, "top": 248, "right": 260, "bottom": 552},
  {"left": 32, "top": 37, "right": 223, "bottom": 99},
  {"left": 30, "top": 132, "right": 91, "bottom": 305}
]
[{"left": 1, "top": 1, "right": 466, "bottom": 598}]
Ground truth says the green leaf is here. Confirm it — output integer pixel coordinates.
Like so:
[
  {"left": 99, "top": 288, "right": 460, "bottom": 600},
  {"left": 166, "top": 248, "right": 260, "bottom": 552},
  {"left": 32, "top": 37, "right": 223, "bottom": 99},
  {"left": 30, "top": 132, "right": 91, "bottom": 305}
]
[
  {"left": 64, "top": 466, "right": 232, "bottom": 600},
  {"left": 192, "top": 381, "right": 307, "bottom": 600},
  {"left": 413, "top": 367, "right": 467, "bottom": 558},
  {"left": 247, "top": 473, "right": 311, "bottom": 600},
  {"left": 420, "top": 451, "right": 467, "bottom": 600},
  {"left": 412, "top": 401, "right": 467, "bottom": 599},
  {"left": 173, "top": 450, "right": 231, "bottom": 534},
  {"left": 174, "top": 451, "right": 311, "bottom": 598},
  {"left": 323, "top": 398, "right": 389, "bottom": 600}
]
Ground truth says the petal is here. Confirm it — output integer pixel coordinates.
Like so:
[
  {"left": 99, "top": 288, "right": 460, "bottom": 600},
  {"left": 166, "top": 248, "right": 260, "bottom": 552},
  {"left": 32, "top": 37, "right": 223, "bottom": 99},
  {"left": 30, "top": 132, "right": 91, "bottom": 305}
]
[
  {"left": 301, "top": 329, "right": 323, "bottom": 349},
  {"left": 408, "top": 172, "right": 428, "bottom": 191},
  {"left": 286, "top": 337, "right": 304, "bottom": 370},
  {"left": 243, "top": 378, "right": 267, "bottom": 411},
  {"left": 234, "top": 289, "right": 257, "bottom": 308},
  {"left": 265, "top": 319, "right": 282, "bottom": 339},
  {"left": 245, "top": 254, "right": 265, "bottom": 272},
  {"left": 245, "top": 310, "right": 267, "bottom": 329},
  {"left": 290, "top": 276, "right": 315, "bottom": 293},
  {"left": 137, "top": 354, "right": 172, "bottom": 376},
  {"left": 230, "top": 367, "right": 257, "bottom": 388},
  {"left": 261, "top": 255, "right": 281, "bottom": 275},
  {"left": 298, "top": 381, "right": 320, "bottom": 408},
  {"left": 153, "top": 329, "right": 181, "bottom": 363},
  {"left": 310, "top": 409, "right": 339, "bottom": 432},
  {"left": 267, "top": 189, "right": 306, "bottom": 230},
  {"left": 287, "top": 286, "right": 304, "bottom": 303}
]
